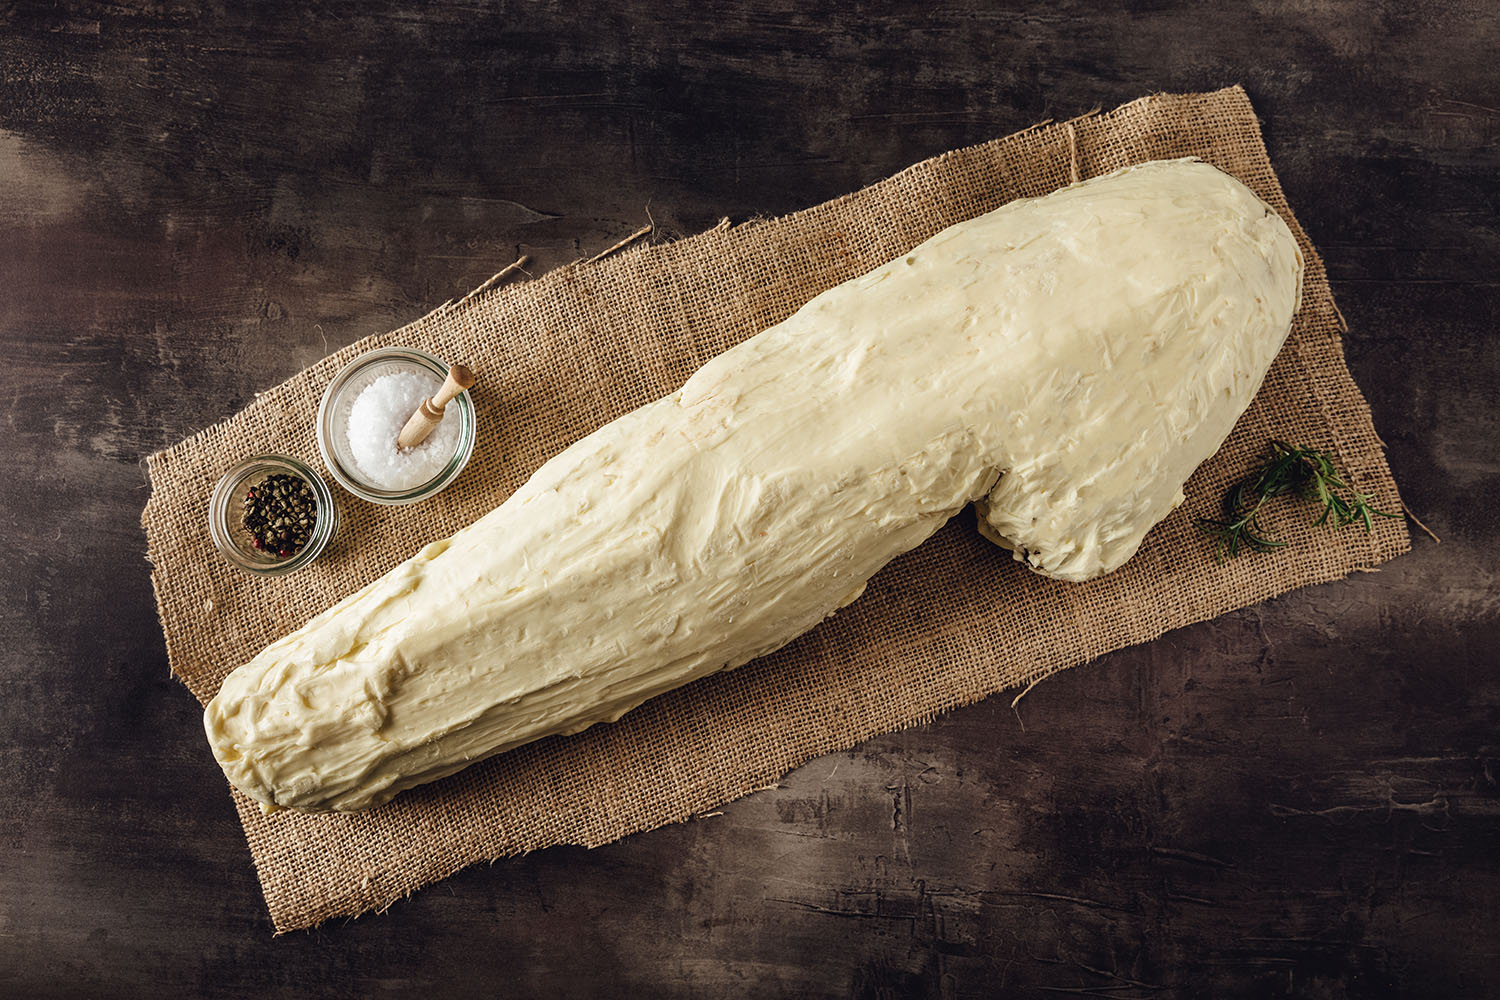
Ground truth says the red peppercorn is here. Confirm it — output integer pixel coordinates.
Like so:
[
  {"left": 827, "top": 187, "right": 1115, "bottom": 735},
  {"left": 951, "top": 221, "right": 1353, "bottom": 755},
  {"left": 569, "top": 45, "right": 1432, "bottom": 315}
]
[{"left": 251, "top": 538, "right": 264, "bottom": 550}]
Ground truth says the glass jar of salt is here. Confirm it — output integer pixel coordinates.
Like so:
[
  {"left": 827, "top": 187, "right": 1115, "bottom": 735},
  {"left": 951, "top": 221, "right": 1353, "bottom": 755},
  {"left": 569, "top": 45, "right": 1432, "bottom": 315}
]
[{"left": 317, "top": 347, "right": 477, "bottom": 505}]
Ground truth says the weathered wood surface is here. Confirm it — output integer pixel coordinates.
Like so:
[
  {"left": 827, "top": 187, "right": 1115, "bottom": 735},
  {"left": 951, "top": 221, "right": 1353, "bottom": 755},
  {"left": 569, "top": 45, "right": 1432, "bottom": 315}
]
[{"left": 1, "top": 1, "right": 1496, "bottom": 996}]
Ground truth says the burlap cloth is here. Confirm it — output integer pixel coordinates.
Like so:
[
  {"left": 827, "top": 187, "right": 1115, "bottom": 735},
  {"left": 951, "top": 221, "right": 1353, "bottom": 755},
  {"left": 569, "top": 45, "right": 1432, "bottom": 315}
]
[{"left": 143, "top": 86, "right": 1409, "bottom": 932}]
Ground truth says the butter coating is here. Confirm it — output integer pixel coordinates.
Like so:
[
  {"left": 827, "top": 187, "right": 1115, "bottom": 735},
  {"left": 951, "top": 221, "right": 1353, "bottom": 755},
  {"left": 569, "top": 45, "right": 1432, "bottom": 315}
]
[{"left": 205, "top": 159, "right": 1303, "bottom": 812}]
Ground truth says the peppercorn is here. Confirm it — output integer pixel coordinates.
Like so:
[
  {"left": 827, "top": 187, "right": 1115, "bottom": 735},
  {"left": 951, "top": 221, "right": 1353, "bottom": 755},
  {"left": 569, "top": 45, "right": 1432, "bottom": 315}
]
[{"left": 240, "top": 472, "right": 317, "bottom": 558}]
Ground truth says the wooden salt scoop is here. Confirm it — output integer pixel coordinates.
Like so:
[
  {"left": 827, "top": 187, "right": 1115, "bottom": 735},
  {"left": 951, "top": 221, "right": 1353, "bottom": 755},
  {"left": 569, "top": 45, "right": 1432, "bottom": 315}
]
[{"left": 396, "top": 363, "right": 475, "bottom": 451}]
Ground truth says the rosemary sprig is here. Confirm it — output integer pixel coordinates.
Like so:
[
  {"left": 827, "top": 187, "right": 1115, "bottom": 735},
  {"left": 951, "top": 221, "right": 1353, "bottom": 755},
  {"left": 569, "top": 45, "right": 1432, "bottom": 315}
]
[{"left": 1197, "top": 440, "right": 1400, "bottom": 562}]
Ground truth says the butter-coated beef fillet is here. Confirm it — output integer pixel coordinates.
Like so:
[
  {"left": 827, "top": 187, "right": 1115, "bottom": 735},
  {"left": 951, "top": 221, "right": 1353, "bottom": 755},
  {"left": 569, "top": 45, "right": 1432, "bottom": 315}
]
[{"left": 206, "top": 160, "right": 1304, "bottom": 812}]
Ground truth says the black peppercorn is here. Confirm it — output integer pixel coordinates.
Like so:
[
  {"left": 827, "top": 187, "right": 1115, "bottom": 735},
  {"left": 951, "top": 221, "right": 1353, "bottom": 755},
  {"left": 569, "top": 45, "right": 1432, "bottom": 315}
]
[{"left": 240, "top": 472, "right": 317, "bottom": 558}]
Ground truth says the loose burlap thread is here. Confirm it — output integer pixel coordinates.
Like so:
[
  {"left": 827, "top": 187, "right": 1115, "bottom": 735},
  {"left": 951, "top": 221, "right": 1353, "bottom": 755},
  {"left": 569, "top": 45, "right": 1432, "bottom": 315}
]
[{"left": 143, "top": 86, "right": 1409, "bottom": 932}]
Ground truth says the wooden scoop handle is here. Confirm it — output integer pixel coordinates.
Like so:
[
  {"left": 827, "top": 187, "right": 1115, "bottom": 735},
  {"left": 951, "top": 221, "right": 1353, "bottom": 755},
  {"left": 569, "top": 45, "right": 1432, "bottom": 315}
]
[{"left": 397, "top": 363, "right": 474, "bottom": 451}]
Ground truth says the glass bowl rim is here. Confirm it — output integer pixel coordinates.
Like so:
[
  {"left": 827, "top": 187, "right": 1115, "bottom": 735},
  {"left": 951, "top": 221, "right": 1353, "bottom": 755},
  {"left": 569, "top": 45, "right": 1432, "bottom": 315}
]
[
  {"left": 315, "top": 345, "right": 477, "bottom": 506},
  {"left": 208, "top": 453, "right": 338, "bottom": 575}
]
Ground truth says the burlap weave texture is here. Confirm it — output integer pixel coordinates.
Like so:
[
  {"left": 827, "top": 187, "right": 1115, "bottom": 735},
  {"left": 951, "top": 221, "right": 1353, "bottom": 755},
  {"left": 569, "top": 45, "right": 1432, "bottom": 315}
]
[{"left": 143, "top": 86, "right": 1409, "bottom": 932}]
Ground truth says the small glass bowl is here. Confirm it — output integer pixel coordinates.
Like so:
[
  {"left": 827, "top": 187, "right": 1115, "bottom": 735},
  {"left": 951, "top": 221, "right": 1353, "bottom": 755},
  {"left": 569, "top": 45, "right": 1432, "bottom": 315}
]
[
  {"left": 316, "top": 346, "right": 477, "bottom": 505},
  {"left": 208, "top": 454, "right": 339, "bottom": 575}
]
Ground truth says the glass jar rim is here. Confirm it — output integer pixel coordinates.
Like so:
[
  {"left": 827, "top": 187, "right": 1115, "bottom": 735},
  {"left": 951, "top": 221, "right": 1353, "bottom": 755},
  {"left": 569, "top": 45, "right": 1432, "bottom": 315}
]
[
  {"left": 316, "top": 346, "right": 477, "bottom": 506},
  {"left": 208, "top": 454, "right": 338, "bottom": 575}
]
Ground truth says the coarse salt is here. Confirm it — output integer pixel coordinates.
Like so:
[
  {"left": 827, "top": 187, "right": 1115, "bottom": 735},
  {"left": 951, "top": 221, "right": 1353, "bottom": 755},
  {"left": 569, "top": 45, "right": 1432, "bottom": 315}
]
[{"left": 343, "top": 370, "right": 461, "bottom": 491}]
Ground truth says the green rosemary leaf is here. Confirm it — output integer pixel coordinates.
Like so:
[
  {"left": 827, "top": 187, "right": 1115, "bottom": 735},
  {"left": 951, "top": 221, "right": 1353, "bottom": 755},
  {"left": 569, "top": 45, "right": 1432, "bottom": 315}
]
[{"left": 1196, "top": 441, "right": 1400, "bottom": 561}]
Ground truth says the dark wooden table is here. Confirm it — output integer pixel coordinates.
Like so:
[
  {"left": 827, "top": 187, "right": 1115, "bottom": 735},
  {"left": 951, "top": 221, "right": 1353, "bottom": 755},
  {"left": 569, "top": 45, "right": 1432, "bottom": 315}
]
[{"left": 3, "top": 2, "right": 1496, "bottom": 996}]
